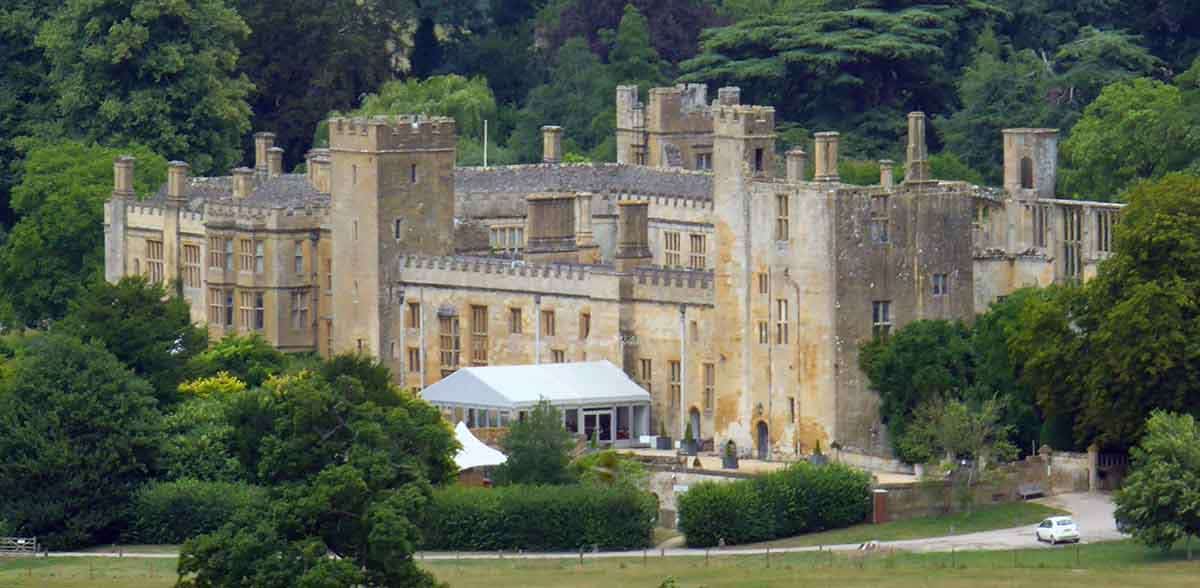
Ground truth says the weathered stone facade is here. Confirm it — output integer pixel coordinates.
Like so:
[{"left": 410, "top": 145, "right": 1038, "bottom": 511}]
[{"left": 103, "top": 86, "right": 1119, "bottom": 459}]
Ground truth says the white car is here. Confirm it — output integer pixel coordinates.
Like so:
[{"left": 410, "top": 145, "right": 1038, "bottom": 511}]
[{"left": 1035, "top": 516, "right": 1080, "bottom": 544}]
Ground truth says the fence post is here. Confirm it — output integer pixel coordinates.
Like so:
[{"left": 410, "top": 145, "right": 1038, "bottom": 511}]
[{"left": 765, "top": 546, "right": 770, "bottom": 568}]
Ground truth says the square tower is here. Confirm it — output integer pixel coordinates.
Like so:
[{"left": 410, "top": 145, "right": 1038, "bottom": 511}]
[
  {"left": 1003, "top": 128, "right": 1058, "bottom": 200},
  {"left": 328, "top": 115, "right": 457, "bottom": 357}
]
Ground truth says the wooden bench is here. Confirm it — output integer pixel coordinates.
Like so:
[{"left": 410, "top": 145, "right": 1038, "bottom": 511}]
[{"left": 1017, "top": 483, "right": 1045, "bottom": 500}]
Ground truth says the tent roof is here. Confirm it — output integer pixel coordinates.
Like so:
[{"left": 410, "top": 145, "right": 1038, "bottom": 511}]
[
  {"left": 453, "top": 421, "right": 507, "bottom": 471},
  {"left": 420, "top": 361, "right": 650, "bottom": 410}
]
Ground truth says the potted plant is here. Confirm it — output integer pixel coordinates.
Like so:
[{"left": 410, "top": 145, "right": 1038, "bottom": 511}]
[
  {"left": 722, "top": 440, "right": 739, "bottom": 469},
  {"left": 681, "top": 422, "right": 697, "bottom": 456},
  {"left": 656, "top": 420, "right": 673, "bottom": 450},
  {"left": 808, "top": 439, "right": 828, "bottom": 466}
]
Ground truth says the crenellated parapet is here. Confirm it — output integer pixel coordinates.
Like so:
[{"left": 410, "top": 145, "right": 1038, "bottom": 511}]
[
  {"left": 629, "top": 266, "right": 714, "bottom": 306},
  {"left": 712, "top": 105, "right": 776, "bottom": 138},
  {"left": 397, "top": 254, "right": 620, "bottom": 299},
  {"left": 328, "top": 115, "right": 457, "bottom": 152}
]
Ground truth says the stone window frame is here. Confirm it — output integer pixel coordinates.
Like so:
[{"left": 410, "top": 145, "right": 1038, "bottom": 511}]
[
  {"left": 870, "top": 196, "right": 890, "bottom": 244},
  {"left": 1063, "top": 206, "right": 1083, "bottom": 280},
  {"left": 208, "top": 236, "right": 226, "bottom": 269},
  {"left": 207, "top": 287, "right": 224, "bottom": 325},
  {"left": 664, "top": 231, "right": 681, "bottom": 267},
  {"left": 932, "top": 273, "right": 949, "bottom": 297},
  {"left": 689, "top": 233, "right": 706, "bottom": 269},
  {"left": 509, "top": 307, "right": 523, "bottom": 334},
  {"left": 238, "top": 238, "right": 254, "bottom": 272},
  {"left": 775, "top": 298, "right": 789, "bottom": 345},
  {"left": 541, "top": 309, "right": 556, "bottom": 337},
  {"left": 639, "top": 358, "right": 652, "bottom": 394},
  {"left": 758, "top": 321, "right": 769, "bottom": 345},
  {"left": 775, "top": 194, "right": 789, "bottom": 241},
  {"left": 407, "top": 302, "right": 421, "bottom": 329},
  {"left": 255, "top": 241, "right": 265, "bottom": 274},
  {"left": 1031, "top": 204, "right": 1050, "bottom": 248},
  {"left": 145, "top": 239, "right": 164, "bottom": 284},
  {"left": 407, "top": 347, "right": 421, "bottom": 374},
  {"left": 758, "top": 272, "right": 769, "bottom": 295},
  {"left": 703, "top": 362, "right": 715, "bottom": 414},
  {"left": 470, "top": 305, "right": 488, "bottom": 366},
  {"left": 293, "top": 240, "right": 305, "bottom": 275},
  {"left": 579, "top": 312, "right": 590, "bottom": 340},
  {"left": 182, "top": 243, "right": 201, "bottom": 288},
  {"left": 551, "top": 349, "right": 566, "bottom": 363},
  {"left": 695, "top": 151, "right": 712, "bottom": 171},
  {"left": 872, "top": 300, "right": 892, "bottom": 341},
  {"left": 1096, "top": 209, "right": 1116, "bottom": 253},
  {"left": 669, "top": 360, "right": 681, "bottom": 408},
  {"left": 439, "top": 315, "right": 461, "bottom": 376},
  {"left": 291, "top": 289, "right": 310, "bottom": 331}
]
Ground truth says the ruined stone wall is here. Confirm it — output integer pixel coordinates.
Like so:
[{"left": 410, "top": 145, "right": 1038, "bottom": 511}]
[{"left": 834, "top": 182, "right": 977, "bottom": 453}]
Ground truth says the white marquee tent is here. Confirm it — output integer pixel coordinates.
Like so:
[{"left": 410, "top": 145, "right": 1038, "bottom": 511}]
[
  {"left": 422, "top": 361, "right": 652, "bottom": 447},
  {"left": 453, "top": 421, "right": 507, "bottom": 471}
]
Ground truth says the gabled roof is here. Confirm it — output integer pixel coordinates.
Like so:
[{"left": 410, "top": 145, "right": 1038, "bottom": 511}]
[{"left": 420, "top": 360, "right": 650, "bottom": 410}]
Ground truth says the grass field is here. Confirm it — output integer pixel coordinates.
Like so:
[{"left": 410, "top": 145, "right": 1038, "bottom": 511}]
[
  {"left": 0, "top": 541, "right": 1197, "bottom": 587},
  {"left": 749, "top": 500, "right": 1066, "bottom": 549}
]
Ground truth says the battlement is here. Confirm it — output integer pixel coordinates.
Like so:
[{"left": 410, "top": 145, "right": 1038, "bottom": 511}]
[
  {"left": 629, "top": 266, "right": 714, "bottom": 306},
  {"left": 397, "top": 254, "right": 621, "bottom": 300},
  {"left": 645, "top": 84, "right": 716, "bottom": 134},
  {"left": 712, "top": 105, "right": 776, "bottom": 137},
  {"left": 328, "top": 114, "right": 457, "bottom": 152}
]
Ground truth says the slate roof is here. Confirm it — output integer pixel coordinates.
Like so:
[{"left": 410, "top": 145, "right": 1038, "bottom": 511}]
[
  {"left": 149, "top": 173, "right": 329, "bottom": 211},
  {"left": 455, "top": 163, "right": 713, "bottom": 201}
]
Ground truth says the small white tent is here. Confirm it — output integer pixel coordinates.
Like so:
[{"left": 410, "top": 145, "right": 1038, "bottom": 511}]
[{"left": 453, "top": 421, "right": 507, "bottom": 471}]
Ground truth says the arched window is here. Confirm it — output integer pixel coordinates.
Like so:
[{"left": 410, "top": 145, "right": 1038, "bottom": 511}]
[{"left": 1020, "top": 157, "right": 1034, "bottom": 189}]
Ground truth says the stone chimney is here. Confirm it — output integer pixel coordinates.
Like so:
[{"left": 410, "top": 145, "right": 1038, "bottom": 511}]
[
  {"left": 167, "top": 161, "right": 190, "bottom": 201},
  {"left": 310, "top": 149, "right": 331, "bottom": 195},
  {"left": 267, "top": 147, "right": 284, "bottom": 177},
  {"left": 542, "top": 126, "right": 563, "bottom": 164},
  {"left": 615, "top": 200, "right": 652, "bottom": 272},
  {"left": 232, "top": 167, "right": 255, "bottom": 199},
  {"left": 575, "top": 192, "right": 599, "bottom": 264},
  {"left": 905, "top": 112, "right": 931, "bottom": 183},
  {"left": 717, "top": 86, "right": 741, "bottom": 106},
  {"left": 880, "top": 159, "right": 895, "bottom": 190},
  {"left": 254, "top": 132, "right": 275, "bottom": 175},
  {"left": 524, "top": 193, "right": 577, "bottom": 263},
  {"left": 786, "top": 149, "right": 807, "bottom": 182},
  {"left": 813, "top": 132, "right": 840, "bottom": 182},
  {"left": 113, "top": 156, "right": 135, "bottom": 197}
]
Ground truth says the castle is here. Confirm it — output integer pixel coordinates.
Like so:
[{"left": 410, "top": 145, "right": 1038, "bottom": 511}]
[{"left": 104, "top": 84, "right": 1122, "bottom": 458}]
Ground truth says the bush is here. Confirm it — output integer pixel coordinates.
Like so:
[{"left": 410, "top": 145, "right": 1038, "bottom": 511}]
[
  {"left": 132, "top": 479, "right": 266, "bottom": 544},
  {"left": 422, "top": 484, "right": 656, "bottom": 551},
  {"left": 677, "top": 462, "right": 871, "bottom": 547}
]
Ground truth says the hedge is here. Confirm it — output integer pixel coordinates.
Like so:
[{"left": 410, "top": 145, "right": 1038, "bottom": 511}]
[
  {"left": 421, "top": 484, "right": 657, "bottom": 551},
  {"left": 677, "top": 462, "right": 871, "bottom": 547},
  {"left": 132, "top": 479, "right": 266, "bottom": 544}
]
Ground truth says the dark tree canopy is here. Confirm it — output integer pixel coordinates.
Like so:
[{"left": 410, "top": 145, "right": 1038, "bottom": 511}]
[
  {"left": 0, "top": 334, "right": 163, "bottom": 549},
  {"left": 493, "top": 399, "right": 576, "bottom": 485},
  {"left": 544, "top": 0, "right": 724, "bottom": 65}
]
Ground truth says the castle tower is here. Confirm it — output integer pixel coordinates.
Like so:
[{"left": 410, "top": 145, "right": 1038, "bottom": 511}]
[
  {"left": 1003, "top": 128, "right": 1058, "bottom": 200},
  {"left": 328, "top": 115, "right": 457, "bottom": 359},
  {"left": 711, "top": 104, "right": 776, "bottom": 450},
  {"left": 104, "top": 156, "right": 136, "bottom": 283}
]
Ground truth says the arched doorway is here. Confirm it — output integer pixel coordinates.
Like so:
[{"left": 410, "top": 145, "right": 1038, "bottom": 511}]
[
  {"left": 689, "top": 408, "right": 701, "bottom": 442},
  {"left": 756, "top": 421, "right": 769, "bottom": 460}
]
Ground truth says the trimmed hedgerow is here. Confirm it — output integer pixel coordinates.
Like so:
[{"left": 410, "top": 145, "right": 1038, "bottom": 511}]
[
  {"left": 677, "top": 462, "right": 871, "bottom": 547},
  {"left": 132, "top": 479, "right": 266, "bottom": 544},
  {"left": 422, "top": 484, "right": 657, "bottom": 551}
]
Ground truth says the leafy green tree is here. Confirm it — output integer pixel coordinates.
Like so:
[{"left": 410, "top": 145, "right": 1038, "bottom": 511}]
[
  {"left": 1060, "top": 78, "right": 1197, "bottom": 200},
  {"left": 929, "top": 153, "right": 985, "bottom": 185},
  {"left": 511, "top": 38, "right": 615, "bottom": 162},
  {"left": 187, "top": 333, "right": 288, "bottom": 387},
  {"left": 901, "top": 397, "right": 1017, "bottom": 466},
  {"left": 570, "top": 450, "right": 648, "bottom": 489},
  {"left": 1052, "top": 27, "right": 1165, "bottom": 123},
  {"left": 681, "top": 2, "right": 996, "bottom": 151},
  {"left": 608, "top": 5, "right": 667, "bottom": 91},
  {"left": 859, "top": 320, "right": 974, "bottom": 461},
  {"left": 60, "top": 276, "right": 208, "bottom": 402},
  {"left": 544, "top": 0, "right": 722, "bottom": 65},
  {"left": 493, "top": 399, "right": 576, "bottom": 485},
  {"left": 1114, "top": 411, "right": 1200, "bottom": 559},
  {"left": 0, "top": 334, "right": 163, "bottom": 548},
  {"left": 0, "top": 0, "right": 58, "bottom": 226},
  {"left": 1013, "top": 175, "right": 1200, "bottom": 447},
  {"left": 162, "top": 392, "right": 247, "bottom": 483},
  {"left": 970, "top": 290, "right": 1043, "bottom": 454},
  {"left": 37, "top": 0, "right": 253, "bottom": 175},
  {"left": 0, "top": 141, "right": 166, "bottom": 326},
  {"left": 177, "top": 364, "right": 456, "bottom": 587}
]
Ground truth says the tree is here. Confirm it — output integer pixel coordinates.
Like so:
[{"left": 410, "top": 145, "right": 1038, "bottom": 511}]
[
  {"left": 493, "top": 399, "right": 576, "bottom": 485},
  {"left": 608, "top": 5, "right": 667, "bottom": 92},
  {"left": 1052, "top": 27, "right": 1165, "bottom": 125},
  {"left": 544, "top": 0, "right": 723, "bottom": 65},
  {"left": 0, "top": 141, "right": 166, "bottom": 326},
  {"left": 1012, "top": 175, "right": 1200, "bottom": 447},
  {"left": 511, "top": 38, "right": 614, "bottom": 162},
  {"left": 970, "top": 290, "right": 1043, "bottom": 454},
  {"left": 177, "top": 362, "right": 456, "bottom": 587},
  {"left": 680, "top": 2, "right": 996, "bottom": 153},
  {"left": 1114, "top": 411, "right": 1200, "bottom": 559},
  {"left": 0, "top": 0, "right": 58, "bottom": 227},
  {"left": 569, "top": 449, "right": 648, "bottom": 489},
  {"left": 0, "top": 334, "right": 163, "bottom": 548},
  {"left": 187, "top": 333, "right": 288, "bottom": 387},
  {"left": 162, "top": 390, "right": 247, "bottom": 483},
  {"left": 60, "top": 276, "right": 208, "bottom": 402},
  {"left": 37, "top": 0, "right": 253, "bottom": 176},
  {"left": 1060, "top": 78, "right": 1196, "bottom": 200},
  {"left": 859, "top": 320, "right": 974, "bottom": 462}
]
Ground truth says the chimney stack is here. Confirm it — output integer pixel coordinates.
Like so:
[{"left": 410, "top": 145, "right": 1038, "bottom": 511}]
[
  {"left": 167, "top": 161, "right": 189, "bottom": 201},
  {"left": 786, "top": 149, "right": 807, "bottom": 182},
  {"left": 267, "top": 147, "right": 284, "bottom": 177},
  {"left": 575, "top": 192, "right": 599, "bottom": 263},
  {"left": 615, "top": 200, "right": 652, "bottom": 272},
  {"left": 880, "top": 160, "right": 895, "bottom": 190},
  {"left": 524, "top": 193, "right": 577, "bottom": 263},
  {"left": 232, "top": 167, "right": 254, "bottom": 199},
  {"left": 905, "top": 112, "right": 931, "bottom": 183},
  {"left": 254, "top": 132, "right": 275, "bottom": 175},
  {"left": 717, "top": 86, "right": 741, "bottom": 106},
  {"left": 310, "top": 149, "right": 331, "bottom": 195},
  {"left": 813, "top": 132, "right": 840, "bottom": 182},
  {"left": 113, "top": 156, "right": 136, "bottom": 197},
  {"left": 541, "top": 125, "right": 563, "bottom": 164}
]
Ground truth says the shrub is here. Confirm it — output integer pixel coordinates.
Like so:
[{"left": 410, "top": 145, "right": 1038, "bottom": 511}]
[
  {"left": 132, "top": 479, "right": 266, "bottom": 544},
  {"left": 422, "top": 484, "right": 656, "bottom": 551},
  {"left": 677, "top": 462, "right": 871, "bottom": 547}
]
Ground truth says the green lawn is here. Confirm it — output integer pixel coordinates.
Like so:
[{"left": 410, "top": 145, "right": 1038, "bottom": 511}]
[
  {"left": 1, "top": 541, "right": 1197, "bottom": 588},
  {"left": 750, "top": 500, "right": 1066, "bottom": 549}
]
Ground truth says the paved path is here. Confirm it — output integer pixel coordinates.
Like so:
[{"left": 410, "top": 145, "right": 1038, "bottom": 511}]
[{"left": 43, "top": 492, "right": 1121, "bottom": 561}]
